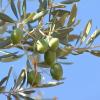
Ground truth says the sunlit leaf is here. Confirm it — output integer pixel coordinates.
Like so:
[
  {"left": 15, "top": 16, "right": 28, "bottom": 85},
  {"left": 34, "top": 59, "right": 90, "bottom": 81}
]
[
  {"left": 80, "top": 20, "right": 92, "bottom": 45},
  {"left": 23, "top": 12, "right": 36, "bottom": 24},
  {"left": 36, "top": 81, "right": 64, "bottom": 88},
  {"left": 86, "top": 29, "right": 100, "bottom": 45},
  {"left": 9, "top": 0, "right": 18, "bottom": 19},
  {"left": 0, "top": 12, "right": 15, "bottom": 23},
  {"left": 32, "top": 10, "right": 48, "bottom": 22},
  {"left": 24, "top": 10, "right": 48, "bottom": 24},
  {"left": 67, "top": 4, "right": 77, "bottom": 27},
  {"left": 18, "top": 92, "right": 35, "bottom": 100}
]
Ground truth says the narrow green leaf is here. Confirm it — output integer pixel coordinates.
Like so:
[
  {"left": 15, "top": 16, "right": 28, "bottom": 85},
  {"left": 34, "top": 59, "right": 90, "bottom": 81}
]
[
  {"left": 38, "top": 0, "right": 48, "bottom": 11},
  {"left": 51, "top": 9, "right": 70, "bottom": 17},
  {"left": 0, "top": 76, "right": 8, "bottom": 86},
  {"left": 22, "top": 0, "right": 26, "bottom": 18},
  {"left": 9, "top": 0, "right": 18, "bottom": 19},
  {"left": 0, "top": 12, "right": 15, "bottom": 23},
  {"left": 24, "top": 10, "right": 48, "bottom": 24},
  {"left": 23, "top": 12, "right": 35, "bottom": 24},
  {"left": 80, "top": 20, "right": 92, "bottom": 45},
  {"left": 61, "top": 0, "right": 80, "bottom": 4},
  {"left": 5, "top": 67, "right": 13, "bottom": 87},
  {"left": 15, "top": 69, "right": 26, "bottom": 88},
  {"left": 23, "top": 89, "right": 35, "bottom": 94},
  {"left": 89, "top": 50, "right": 100, "bottom": 57},
  {"left": 86, "top": 29, "right": 100, "bottom": 45},
  {"left": 36, "top": 81, "right": 64, "bottom": 88},
  {"left": 32, "top": 10, "right": 48, "bottom": 22},
  {"left": 18, "top": 93, "right": 35, "bottom": 100},
  {"left": 17, "top": 0, "right": 21, "bottom": 16},
  {"left": 67, "top": 4, "right": 77, "bottom": 27},
  {"left": 0, "top": 54, "right": 23, "bottom": 62}
]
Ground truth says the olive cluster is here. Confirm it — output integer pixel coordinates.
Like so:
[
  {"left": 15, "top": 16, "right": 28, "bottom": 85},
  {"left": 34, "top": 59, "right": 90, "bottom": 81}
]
[
  {"left": 10, "top": 28, "right": 63, "bottom": 86},
  {"left": 35, "top": 36, "right": 63, "bottom": 82}
]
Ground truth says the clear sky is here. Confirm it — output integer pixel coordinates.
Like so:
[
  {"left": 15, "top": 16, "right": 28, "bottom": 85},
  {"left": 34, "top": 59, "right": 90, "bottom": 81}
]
[{"left": 0, "top": 0, "right": 100, "bottom": 100}]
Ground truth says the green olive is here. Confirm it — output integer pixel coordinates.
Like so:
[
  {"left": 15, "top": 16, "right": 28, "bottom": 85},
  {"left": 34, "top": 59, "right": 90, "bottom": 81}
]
[
  {"left": 27, "top": 71, "right": 41, "bottom": 86},
  {"left": 11, "top": 28, "right": 23, "bottom": 44},
  {"left": 46, "top": 36, "right": 59, "bottom": 51},
  {"left": 50, "top": 63, "right": 63, "bottom": 80},
  {"left": 44, "top": 50, "right": 56, "bottom": 66},
  {"left": 36, "top": 39, "right": 48, "bottom": 53},
  {"left": 49, "top": 38, "right": 59, "bottom": 51}
]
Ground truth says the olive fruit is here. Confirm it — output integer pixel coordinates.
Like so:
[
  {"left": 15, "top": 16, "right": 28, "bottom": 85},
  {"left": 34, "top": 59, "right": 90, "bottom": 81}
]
[
  {"left": 49, "top": 37, "right": 59, "bottom": 50},
  {"left": 44, "top": 50, "right": 56, "bottom": 66},
  {"left": 11, "top": 28, "right": 23, "bottom": 44},
  {"left": 46, "top": 36, "right": 59, "bottom": 51},
  {"left": 50, "top": 63, "right": 63, "bottom": 80},
  {"left": 27, "top": 71, "right": 41, "bottom": 86},
  {"left": 36, "top": 39, "right": 48, "bottom": 53}
]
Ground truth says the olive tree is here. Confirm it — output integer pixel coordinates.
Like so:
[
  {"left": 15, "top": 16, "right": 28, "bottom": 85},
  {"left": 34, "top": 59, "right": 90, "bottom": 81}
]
[{"left": 0, "top": 0, "right": 100, "bottom": 99}]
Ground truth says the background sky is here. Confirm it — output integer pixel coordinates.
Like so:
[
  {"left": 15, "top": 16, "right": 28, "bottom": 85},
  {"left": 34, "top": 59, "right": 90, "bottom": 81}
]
[{"left": 0, "top": 0, "right": 100, "bottom": 100}]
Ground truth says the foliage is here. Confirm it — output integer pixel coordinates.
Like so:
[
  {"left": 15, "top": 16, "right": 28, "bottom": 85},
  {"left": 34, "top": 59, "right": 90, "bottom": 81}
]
[{"left": 0, "top": 0, "right": 100, "bottom": 99}]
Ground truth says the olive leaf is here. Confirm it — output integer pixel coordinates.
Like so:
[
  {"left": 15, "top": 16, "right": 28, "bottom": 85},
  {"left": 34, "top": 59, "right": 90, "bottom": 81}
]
[
  {"left": 14, "top": 69, "right": 26, "bottom": 88},
  {"left": 51, "top": 9, "right": 70, "bottom": 17},
  {"left": 36, "top": 81, "right": 64, "bottom": 88},
  {"left": 48, "top": 0, "right": 66, "bottom": 8},
  {"left": 18, "top": 92, "right": 35, "bottom": 100},
  {"left": 80, "top": 20, "right": 92, "bottom": 45},
  {"left": 89, "top": 50, "right": 100, "bottom": 57},
  {"left": 61, "top": 0, "right": 80, "bottom": 4},
  {"left": 86, "top": 29, "right": 100, "bottom": 45},
  {"left": 38, "top": 0, "right": 48, "bottom": 11},
  {"left": 8, "top": 0, "right": 18, "bottom": 19},
  {"left": 24, "top": 10, "right": 48, "bottom": 24},
  {"left": 17, "top": 0, "right": 21, "bottom": 16},
  {"left": 0, "top": 12, "right": 15, "bottom": 23},
  {"left": 22, "top": 0, "right": 26, "bottom": 18},
  {"left": 0, "top": 54, "right": 23, "bottom": 62},
  {"left": 67, "top": 4, "right": 77, "bottom": 27},
  {"left": 0, "top": 76, "right": 8, "bottom": 86}
]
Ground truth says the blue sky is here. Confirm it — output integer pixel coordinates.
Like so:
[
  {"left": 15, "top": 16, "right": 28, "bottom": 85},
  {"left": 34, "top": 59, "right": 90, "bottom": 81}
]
[{"left": 0, "top": 0, "right": 100, "bottom": 100}]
